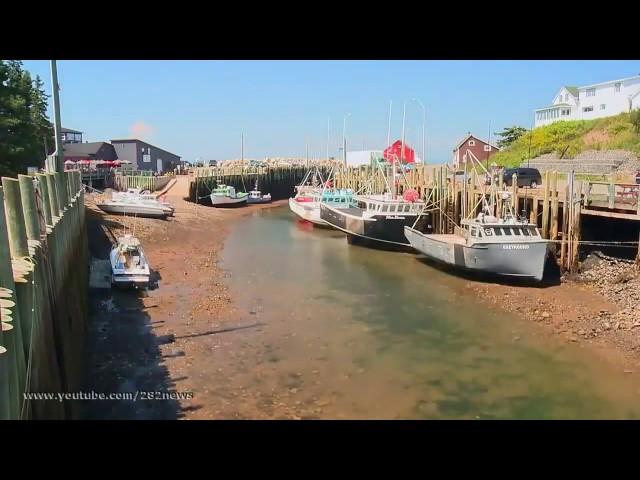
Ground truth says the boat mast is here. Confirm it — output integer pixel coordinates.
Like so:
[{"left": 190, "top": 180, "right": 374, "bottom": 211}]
[{"left": 394, "top": 101, "right": 407, "bottom": 199}]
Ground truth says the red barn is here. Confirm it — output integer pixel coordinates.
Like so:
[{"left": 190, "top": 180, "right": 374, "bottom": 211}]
[
  {"left": 383, "top": 140, "right": 415, "bottom": 164},
  {"left": 453, "top": 133, "right": 499, "bottom": 168}
]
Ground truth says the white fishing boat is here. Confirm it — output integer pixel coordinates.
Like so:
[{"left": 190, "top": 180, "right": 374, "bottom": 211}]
[
  {"left": 110, "top": 234, "right": 151, "bottom": 288},
  {"left": 210, "top": 184, "right": 248, "bottom": 207},
  {"left": 97, "top": 188, "right": 175, "bottom": 218},
  {"left": 247, "top": 180, "right": 272, "bottom": 204},
  {"left": 405, "top": 211, "right": 550, "bottom": 282},
  {"left": 288, "top": 165, "right": 354, "bottom": 226},
  {"left": 405, "top": 148, "right": 551, "bottom": 282}
]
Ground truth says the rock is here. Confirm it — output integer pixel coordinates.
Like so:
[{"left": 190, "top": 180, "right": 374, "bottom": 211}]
[
  {"left": 578, "top": 329, "right": 587, "bottom": 336},
  {"left": 615, "top": 322, "right": 621, "bottom": 330},
  {"left": 570, "top": 335, "right": 579, "bottom": 342},
  {"left": 541, "top": 311, "right": 550, "bottom": 319},
  {"left": 289, "top": 388, "right": 298, "bottom": 394},
  {"left": 513, "top": 336, "right": 520, "bottom": 342}
]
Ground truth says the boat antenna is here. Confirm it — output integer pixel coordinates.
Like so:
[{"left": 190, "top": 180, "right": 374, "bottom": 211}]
[
  {"left": 524, "top": 121, "right": 534, "bottom": 220},
  {"left": 387, "top": 100, "right": 392, "bottom": 149}
]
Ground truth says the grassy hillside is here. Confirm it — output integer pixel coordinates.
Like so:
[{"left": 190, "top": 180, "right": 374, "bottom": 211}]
[{"left": 491, "top": 112, "right": 640, "bottom": 167}]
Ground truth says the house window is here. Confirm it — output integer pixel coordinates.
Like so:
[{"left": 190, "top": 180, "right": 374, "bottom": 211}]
[
  {"left": 600, "top": 104, "right": 606, "bottom": 110},
  {"left": 483, "top": 145, "right": 491, "bottom": 152},
  {"left": 469, "top": 140, "right": 475, "bottom": 146},
  {"left": 615, "top": 83, "right": 621, "bottom": 92},
  {"left": 586, "top": 88, "right": 595, "bottom": 97},
  {"left": 562, "top": 109, "right": 570, "bottom": 116},
  {"left": 583, "top": 106, "right": 594, "bottom": 112},
  {"left": 565, "top": 93, "right": 569, "bottom": 101}
]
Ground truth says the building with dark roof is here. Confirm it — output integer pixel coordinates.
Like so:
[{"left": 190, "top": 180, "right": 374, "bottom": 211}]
[
  {"left": 61, "top": 127, "right": 83, "bottom": 144},
  {"left": 110, "top": 139, "right": 181, "bottom": 173},
  {"left": 63, "top": 142, "right": 118, "bottom": 162}
]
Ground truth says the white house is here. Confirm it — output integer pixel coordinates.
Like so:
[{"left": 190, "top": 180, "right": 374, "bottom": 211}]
[{"left": 534, "top": 75, "right": 640, "bottom": 128}]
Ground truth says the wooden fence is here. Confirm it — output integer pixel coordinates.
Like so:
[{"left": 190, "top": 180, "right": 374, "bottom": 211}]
[
  {"left": 113, "top": 174, "right": 171, "bottom": 192},
  {"left": 0, "top": 170, "right": 88, "bottom": 419}
]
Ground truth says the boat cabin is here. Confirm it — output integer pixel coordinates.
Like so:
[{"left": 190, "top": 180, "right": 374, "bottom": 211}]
[
  {"left": 355, "top": 196, "right": 424, "bottom": 215},
  {"left": 458, "top": 216, "right": 543, "bottom": 243}
]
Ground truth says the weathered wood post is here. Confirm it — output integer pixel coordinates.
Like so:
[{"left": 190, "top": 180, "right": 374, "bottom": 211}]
[
  {"left": 512, "top": 174, "right": 518, "bottom": 214},
  {"left": 608, "top": 178, "right": 615, "bottom": 210},
  {"left": 551, "top": 171, "right": 559, "bottom": 240},
  {"left": 0, "top": 181, "right": 29, "bottom": 418},
  {"left": 541, "top": 171, "right": 550, "bottom": 238},
  {"left": 571, "top": 179, "right": 583, "bottom": 272},
  {"left": 0, "top": 186, "right": 21, "bottom": 420}
]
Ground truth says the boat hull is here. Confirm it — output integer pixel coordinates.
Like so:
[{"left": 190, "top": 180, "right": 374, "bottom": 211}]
[
  {"left": 111, "top": 274, "right": 150, "bottom": 288},
  {"left": 210, "top": 195, "right": 248, "bottom": 207},
  {"left": 98, "top": 203, "right": 168, "bottom": 219},
  {"left": 288, "top": 197, "right": 326, "bottom": 225},
  {"left": 320, "top": 203, "right": 429, "bottom": 251},
  {"left": 248, "top": 196, "right": 272, "bottom": 204},
  {"left": 404, "top": 226, "right": 549, "bottom": 281}
]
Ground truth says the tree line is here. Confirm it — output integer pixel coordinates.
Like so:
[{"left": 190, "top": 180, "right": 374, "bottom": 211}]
[{"left": 0, "top": 60, "right": 54, "bottom": 177}]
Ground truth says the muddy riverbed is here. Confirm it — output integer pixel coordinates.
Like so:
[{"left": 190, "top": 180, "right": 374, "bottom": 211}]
[{"left": 81, "top": 177, "right": 640, "bottom": 419}]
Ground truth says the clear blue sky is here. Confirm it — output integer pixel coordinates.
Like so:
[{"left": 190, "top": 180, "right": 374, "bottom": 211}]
[{"left": 21, "top": 60, "right": 640, "bottom": 164}]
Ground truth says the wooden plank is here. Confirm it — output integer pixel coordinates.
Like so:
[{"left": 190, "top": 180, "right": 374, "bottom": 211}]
[{"left": 581, "top": 208, "right": 640, "bottom": 220}]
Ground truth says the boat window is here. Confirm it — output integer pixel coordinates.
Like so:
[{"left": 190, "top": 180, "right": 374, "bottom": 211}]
[
  {"left": 470, "top": 227, "right": 478, "bottom": 237},
  {"left": 494, "top": 227, "right": 503, "bottom": 236},
  {"left": 513, "top": 228, "right": 522, "bottom": 236},
  {"left": 484, "top": 228, "right": 493, "bottom": 236},
  {"left": 381, "top": 204, "right": 389, "bottom": 212},
  {"left": 503, "top": 228, "right": 512, "bottom": 235},
  {"left": 522, "top": 228, "right": 531, "bottom": 236}
]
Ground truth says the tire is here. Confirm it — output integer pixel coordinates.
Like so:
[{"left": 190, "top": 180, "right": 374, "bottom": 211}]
[{"left": 530, "top": 180, "right": 538, "bottom": 188}]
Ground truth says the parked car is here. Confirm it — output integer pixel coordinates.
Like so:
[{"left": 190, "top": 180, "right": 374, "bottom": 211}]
[
  {"left": 503, "top": 167, "right": 542, "bottom": 188},
  {"left": 208, "top": 160, "right": 218, "bottom": 167},
  {"left": 635, "top": 171, "right": 640, "bottom": 184}
]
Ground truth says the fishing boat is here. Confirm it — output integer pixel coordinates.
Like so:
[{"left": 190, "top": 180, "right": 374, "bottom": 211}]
[
  {"left": 210, "top": 184, "right": 248, "bottom": 207},
  {"left": 97, "top": 187, "right": 175, "bottom": 218},
  {"left": 405, "top": 144, "right": 550, "bottom": 281},
  {"left": 405, "top": 209, "right": 550, "bottom": 282},
  {"left": 320, "top": 190, "right": 429, "bottom": 250},
  {"left": 289, "top": 187, "right": 355, "bottom": 225},
  {"left": 247, "top": 180, "right": 272, "bottom": 204},
  {"left": 110, "top": 234, "right": 151, "bottom": 288}
]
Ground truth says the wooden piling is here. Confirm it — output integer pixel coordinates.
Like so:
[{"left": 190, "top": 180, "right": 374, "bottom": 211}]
[
  {"left": 541, "top": 171, "right": 550, "bottom": 239},
  {"left": 0, "top": 187, "right": 27, "bottom": 419},
  {"left": 550, "top": 171, "right": 559, "bottom": 240}
]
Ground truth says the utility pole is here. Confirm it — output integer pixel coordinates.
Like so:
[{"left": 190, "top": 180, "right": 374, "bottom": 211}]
[
  {"left": 50, "top": 60, "right": 64, "bottom": 173},
  {"left": 241, "top": 132, "right": 244, "bottom": 161}
]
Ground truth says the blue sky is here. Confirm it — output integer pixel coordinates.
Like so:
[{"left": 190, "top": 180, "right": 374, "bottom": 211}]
[{"left": 21, "top": 60, "right": 640, "bottom": 164}]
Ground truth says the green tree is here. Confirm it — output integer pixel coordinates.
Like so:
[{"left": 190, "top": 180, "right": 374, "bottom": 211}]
[
  {"left": 630, "top": 109, "right": 640, "bottom": 133},
  {"left": 0, "top": 60, "right": 53, "bottom": 176},
  {"left": 494, "top": 125, "right": 528, "bottom": 149}
]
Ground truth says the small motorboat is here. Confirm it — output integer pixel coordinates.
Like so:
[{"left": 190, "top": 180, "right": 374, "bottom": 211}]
[
  {"left": 210, "top": 184, "right": 248, "bottom": 207},
  {"left": 110, "top": 234, "right": 151, "bottom": 288},
  {"left": 247, "top": 180, "right": 272, "bottom": 204},
  {"left": 98, "top": 188, "right": 175, "bottom": 218}
]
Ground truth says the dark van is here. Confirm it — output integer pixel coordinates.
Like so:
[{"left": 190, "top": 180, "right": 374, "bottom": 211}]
[{"left": 503, "top": 167, "right": 542, "bottom": 188}]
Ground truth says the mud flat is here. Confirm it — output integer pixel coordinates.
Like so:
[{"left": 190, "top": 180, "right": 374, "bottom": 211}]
[{"left": 81, "top": 177, "right": 640, "bottom": 419}]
